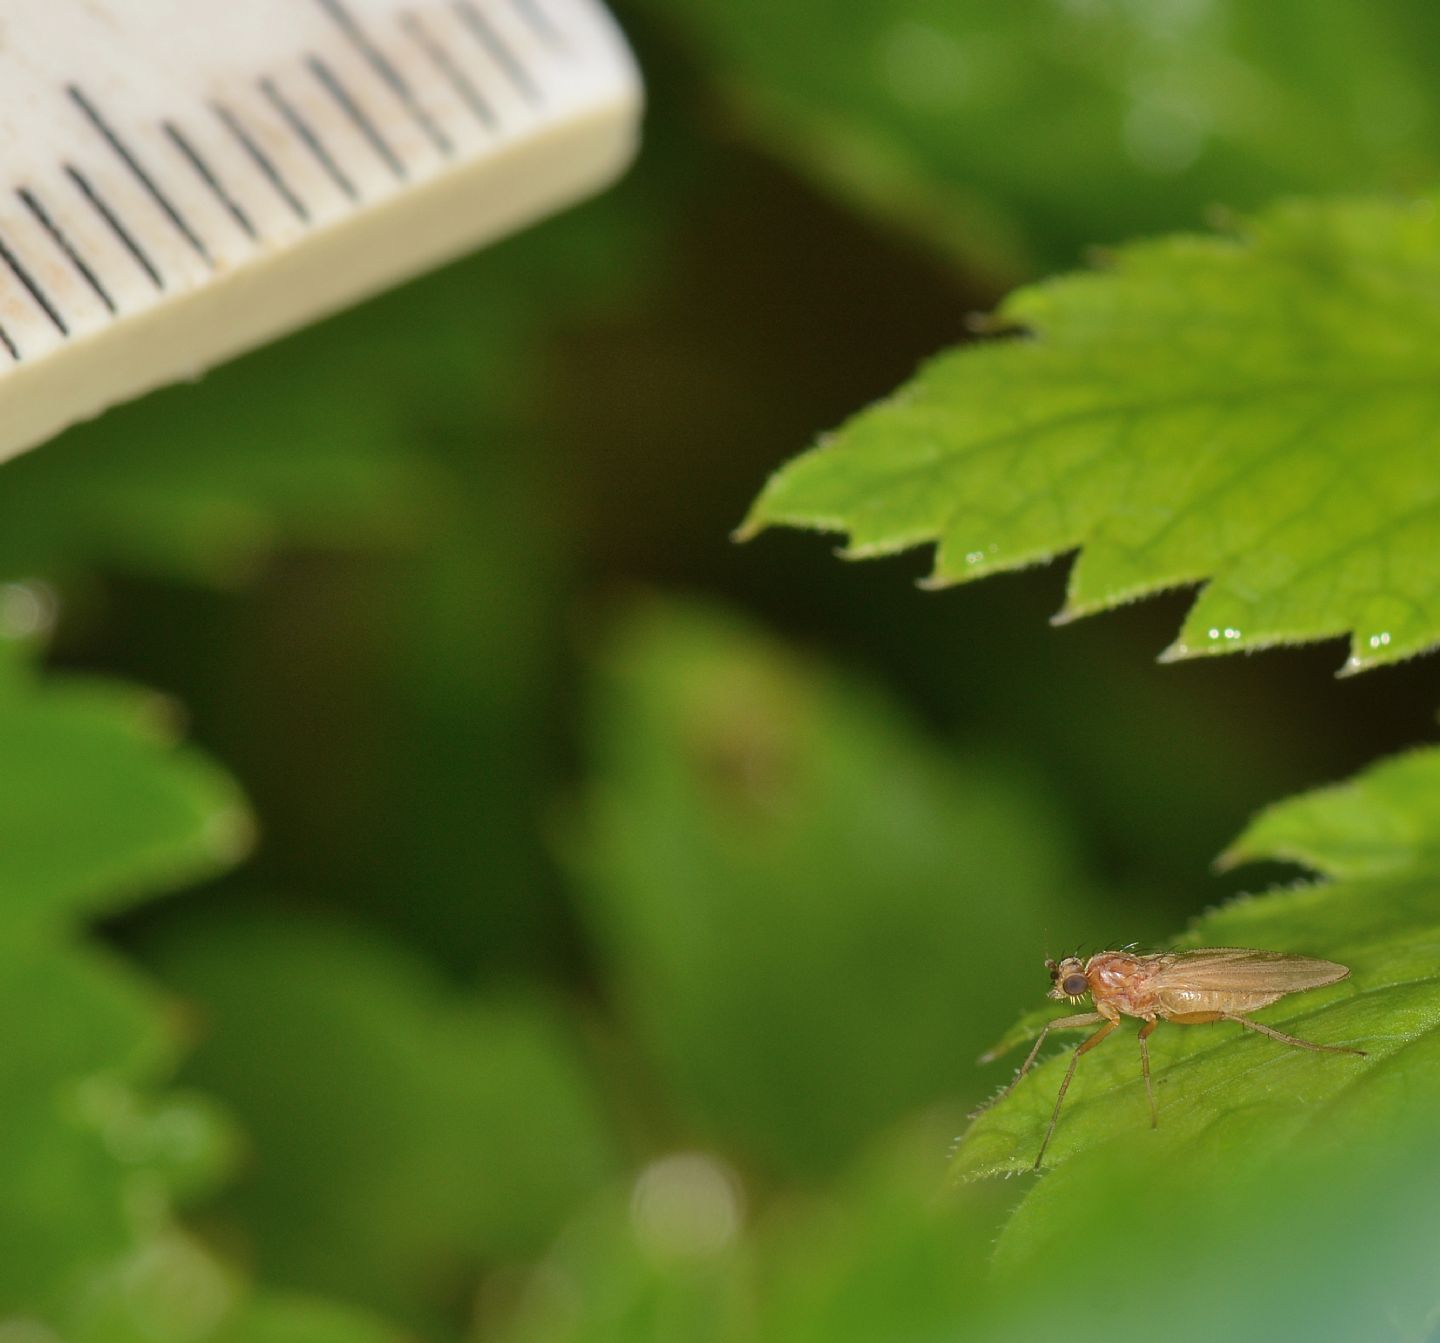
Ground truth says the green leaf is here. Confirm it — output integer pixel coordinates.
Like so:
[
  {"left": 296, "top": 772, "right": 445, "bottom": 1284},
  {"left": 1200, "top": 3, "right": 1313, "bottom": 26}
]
[
  {"left": 1219, "top": 745, "right": 1440, "bottom": 879},
  {"left": 145, "top": 910, "right": 618, "bottom": 1325},
  {"left": 641, "top": 0, "right": 1440, "bottom": 273},
  {"left": 952, "top": 744, "right": 1440, "bottom": 1264},
  {"left": 56, "top": 1238, "right": 405, "bottom": 1343},
  {"left": 0, "top": 646, "right": 253, "bottom": 1320},
  {"left": 743, "top": 196, "right": 1440, "bottom": 673},
  {"left": 0, "top": 648, "right": 392, "bottom": 1341},
  {"left": 567, "top": 599, "right": 1079, "bottom": 1178},
  {"left": 0, "top": 656, "right": 251, "bottom": 932}
]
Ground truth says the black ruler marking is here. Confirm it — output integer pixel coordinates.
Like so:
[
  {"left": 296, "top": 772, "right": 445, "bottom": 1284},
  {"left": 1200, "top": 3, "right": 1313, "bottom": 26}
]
[
  {"left": 212, "top": 101, "right": 312, "bottom": 224},
  {"left": 65, "top": 164, "right": 165, "bottom": 291},
  {"left": 454, "top": 2, "right": 544, "bottom": 106},
  {"left": 401, "top": 10, "right": 498, "bottom": 131},
  {"left": 165, "top": 120, "right": 260, "bottom": 241},
  {"left": 17, "top": 186, "right": 118, "bottom": 315},
  {"left": 313, "top": 0, "right": 454, "bottom": 157},
  {"left": 259, "top": 76, "right": 361, "bottom": 203},
  {"left": 68, "top": 85, "right": 215, "bottom": 268},
  {"left": 0, "top": 320, "right": 19, "bottom": 361},
  {"left": 307, "top": 54, "right": 408, "bottom": 180},
  {"left": 0, "top": 228, "right": 70, "bottom": 336}
]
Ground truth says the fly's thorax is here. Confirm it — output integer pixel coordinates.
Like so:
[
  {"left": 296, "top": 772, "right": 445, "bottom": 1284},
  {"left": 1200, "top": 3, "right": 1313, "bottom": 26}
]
[{"left": 1085, "top": 951, "right": 1162, "bottom": 1017}]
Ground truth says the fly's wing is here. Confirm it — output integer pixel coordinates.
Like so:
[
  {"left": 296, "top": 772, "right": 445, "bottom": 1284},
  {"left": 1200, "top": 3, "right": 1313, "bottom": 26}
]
[{"left": 1147, "top": 948, "right": 1351, "bottom": 994}]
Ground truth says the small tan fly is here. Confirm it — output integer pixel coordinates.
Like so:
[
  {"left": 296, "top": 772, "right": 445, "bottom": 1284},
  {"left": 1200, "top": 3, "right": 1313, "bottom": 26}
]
[{"left": 981, "top": 947, "right": 1367, "bottom": 1170}]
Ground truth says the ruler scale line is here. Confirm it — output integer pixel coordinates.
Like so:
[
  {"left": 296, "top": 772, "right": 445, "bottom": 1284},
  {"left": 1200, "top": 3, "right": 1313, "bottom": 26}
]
[
  {"left": 0, "top": 229, "right": 70, "bottom": 336},
  {"left": 312, "top": 0, "right": 454, "bottom": 157},
  {"left": 63, "top": 164, "right": 166, "bottom": 290},
  {"left": 17, "top": 186, "right": 118, "bottom": 315},
  {"left": 67, "top": 85, "right": 215, "bottom": 268},
  {"left": 511, "top": 0, "right": 568, "bottom": 54},
  {"left": 164, "top": 121, "right": 261, "bottom": 242},
  {"left": 400, "top": 11, "right": 499, "bottom": 131},
  {"left": 455, "top": 1, "right": 544, "bottom": 106},
  {"left": 212, "top": 102, "right": 312, "bottom": 224},
  {"left": 307, "top": 55, "right": 408, "bottom": 180},
  {"left": 0, "top": 320, "right": 19, "bottom": 361},
  {"left": 259, "top": 76, "right": 361, "bottom": 203}
]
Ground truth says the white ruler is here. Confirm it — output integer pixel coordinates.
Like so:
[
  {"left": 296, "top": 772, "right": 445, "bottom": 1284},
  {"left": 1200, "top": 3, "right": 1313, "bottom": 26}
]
[{"left": 0, "top": 0, "right": 641, "bottom": 464}]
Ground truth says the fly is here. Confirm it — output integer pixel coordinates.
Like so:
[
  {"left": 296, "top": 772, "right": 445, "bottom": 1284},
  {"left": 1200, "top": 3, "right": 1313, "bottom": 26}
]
[{"left": 981, "top": 947, "right": 1366, "bottom": 1170}]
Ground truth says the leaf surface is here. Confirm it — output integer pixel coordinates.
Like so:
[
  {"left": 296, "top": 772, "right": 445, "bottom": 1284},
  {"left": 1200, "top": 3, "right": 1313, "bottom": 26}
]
[
  {"left": 744, "top": 197, "right": 1440, "bottom": 672},
  {"left": 952, "top": 745, "right": 1440, "bottom": 1264}
]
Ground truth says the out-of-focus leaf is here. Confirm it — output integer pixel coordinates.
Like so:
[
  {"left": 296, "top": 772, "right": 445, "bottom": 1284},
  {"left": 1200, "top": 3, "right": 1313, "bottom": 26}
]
[
  {"left": 0, "top": 639, "right": 397, "bottom": 1341},
  {"left": 0, "top": 641, "right": 250, "bottom": 1326},
  {"left": 0, "top": 657, "right": 250, "bottom": 932},
  {"left": 0, "top": 939, "right": 225, "bottom": 1311},
  {"left": 493, "top": 1156, "right": 755, "bottom": 1343},
  {"left": 0, "top": 337, "right": 418, "bottom": 587},
  {"left": 568, "top": 599, "right": 1079, "bottom": 1179},
  {"left": 744, "top": 197, "right": 1440, "bottom": 674},
  {"left": 215, "top": 1294, "right": 403, "bottom": 1343},
  {"left": 748, "top": 1109, "right": 998, "bottom": 1343},
  {"left": 635, "top": 0, "right": 1440, "bottom": 272},
  {"left": 499, "top": 1077, "right": 1440, "bottom": 1343},
  {"left": 55, "top": 1235, "right": 404, "bottom": 1343},
  {"left": 145, "top": 911, "right": 618, "bottom": 1325}
]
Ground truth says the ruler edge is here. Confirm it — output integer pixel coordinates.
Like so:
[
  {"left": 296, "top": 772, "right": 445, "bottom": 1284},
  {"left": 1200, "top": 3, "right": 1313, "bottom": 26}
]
[{"left": 0, "top": 54, "right": 642, "bottom": 466}]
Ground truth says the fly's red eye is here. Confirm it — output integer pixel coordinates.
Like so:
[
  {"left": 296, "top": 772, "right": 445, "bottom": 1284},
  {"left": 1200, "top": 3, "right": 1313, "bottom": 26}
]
[{"left": 1062, "top": 974, "right": 1088, "bottom": 996}]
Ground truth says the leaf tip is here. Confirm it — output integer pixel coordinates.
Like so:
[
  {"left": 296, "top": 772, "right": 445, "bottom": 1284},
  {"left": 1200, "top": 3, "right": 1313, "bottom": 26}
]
[
  {"left": 731, "top": 511, "right": 765, "bottom": 544},
  {"left": 1212, "top": 843, "right": 1247, "bottom": 873},
  {"left": 1155, "top": 639, "right": 1195, "bottom": 665},
  {"left": 207, "top": 801, "right": 259, "bottom": 865}
]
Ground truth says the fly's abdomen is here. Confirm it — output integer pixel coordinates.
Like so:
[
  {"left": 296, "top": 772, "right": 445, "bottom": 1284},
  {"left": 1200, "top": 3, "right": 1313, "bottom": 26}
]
[{"left": 1158, "top": 986, "right": 1284, "bottom": 1016}]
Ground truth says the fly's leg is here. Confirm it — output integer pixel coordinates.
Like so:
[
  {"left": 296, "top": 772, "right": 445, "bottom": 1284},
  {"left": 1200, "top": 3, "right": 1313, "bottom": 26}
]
[
  {"left": 982, "top": 1012, "right": 1102, "bottom": 1112},
  {"left": 1034, "top": 1016, "right": 1118, "bottom": 1171},
  {"left": 1226, "top": 1014, "right": 1367, "bottom": 1057},
  {"left": 1137, "top": 1018, "right": 1159, "bottom": 1128}
]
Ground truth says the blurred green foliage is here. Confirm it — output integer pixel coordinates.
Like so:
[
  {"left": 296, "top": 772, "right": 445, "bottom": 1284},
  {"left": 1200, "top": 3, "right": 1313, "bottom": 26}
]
[
  {"left": 628, "top": 0, "right": 1440, "bottom": 273},
  {"left": 568, "top": 601, "right": 1074, "bottom": 1178},
  {"left": 2, "top": 1, "right": 1439, "bottom": 1341},
  {"left": 0, "top": 637, "right": 397, "bottom": 1342},
  {"left": 148, "top": 911, "right": 617, "bottom": 1330}
]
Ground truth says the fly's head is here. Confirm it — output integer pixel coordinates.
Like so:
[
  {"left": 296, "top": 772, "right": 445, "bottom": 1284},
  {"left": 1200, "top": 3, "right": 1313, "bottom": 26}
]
[{"left": 1045, "top": 956, "right": 1090, "bottom": 1004}]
